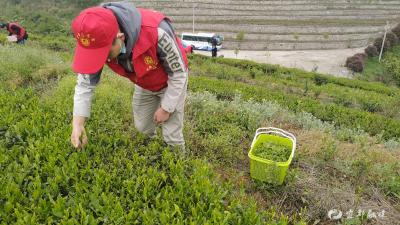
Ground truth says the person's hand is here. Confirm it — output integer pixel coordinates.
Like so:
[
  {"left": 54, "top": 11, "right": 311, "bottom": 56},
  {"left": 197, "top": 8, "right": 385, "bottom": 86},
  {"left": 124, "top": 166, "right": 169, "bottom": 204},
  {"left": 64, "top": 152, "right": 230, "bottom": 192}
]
[
  {"left": 154, "top": 107, "right": 171, "bottom": 124},
  {"left": 71, "top": 116, "right": 88, "bottom": 149}
]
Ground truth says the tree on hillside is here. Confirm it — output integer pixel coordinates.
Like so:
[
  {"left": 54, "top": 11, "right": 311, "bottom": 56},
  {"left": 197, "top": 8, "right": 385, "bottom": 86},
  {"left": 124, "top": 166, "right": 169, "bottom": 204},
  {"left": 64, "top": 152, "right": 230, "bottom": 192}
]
[{"left": 235, "top": 31, "right": 245, "bottom": 58}]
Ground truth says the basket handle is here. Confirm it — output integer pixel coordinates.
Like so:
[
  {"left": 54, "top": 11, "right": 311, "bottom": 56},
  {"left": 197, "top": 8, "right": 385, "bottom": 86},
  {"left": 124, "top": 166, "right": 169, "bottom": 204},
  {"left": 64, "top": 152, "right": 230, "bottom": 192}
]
[
  {"left": 255, "top": 127, "right": 296, "bottom": 141},
  {"left": 251, "top": 127, "right": 297, "bottom": 156}
]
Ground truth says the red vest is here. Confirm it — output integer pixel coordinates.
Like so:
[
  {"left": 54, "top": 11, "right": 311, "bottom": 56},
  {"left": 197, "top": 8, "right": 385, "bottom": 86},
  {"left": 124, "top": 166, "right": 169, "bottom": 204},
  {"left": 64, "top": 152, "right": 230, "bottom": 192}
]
[
  {"left": 7, "top": 23, "right": 26, "bottom": 41},
  {"left": 107, "top": 8, "right": 189, "bottom": 91}
]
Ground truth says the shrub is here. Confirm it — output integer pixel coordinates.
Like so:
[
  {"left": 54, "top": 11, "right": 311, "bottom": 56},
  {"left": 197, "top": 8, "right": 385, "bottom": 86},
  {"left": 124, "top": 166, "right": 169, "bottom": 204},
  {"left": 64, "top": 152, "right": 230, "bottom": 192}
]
[
  {"left": 249, "top": 67, "right": 264, "bottom": 78},
  {"left": 346, "top": 55, "right": 365, "bottom": 73},
  {"left": 385, "top": 32, "right": 399, "bottom": 46},
  {"left": 354, "top": 53, "right": 368, "bottom": 60},
  {"left": 374, "top": 36, "right": 391, "bottom": 54},
  {"left": 319, "top": 138, "right": 337, "bottom": 161},
  {"left": 391, "top": 23, "right": 400, "bottom": 40},
  {"left": 33, "top": 35, "right": 75, "bottom": 51},
  {"left": 314, "top": 74, "right": 328, "bottom": 86},
  {"left": 382, "top": 52, "right": 400, "bottom": 85},
  {"left": 0, "top": 36, "right": 7, "bottom": 45},
  {"left": 360, "top": 100, "right": 382, "bottom": 113},
  {"left": 364, "top": 45, "right": 379, "bottom": 57}
]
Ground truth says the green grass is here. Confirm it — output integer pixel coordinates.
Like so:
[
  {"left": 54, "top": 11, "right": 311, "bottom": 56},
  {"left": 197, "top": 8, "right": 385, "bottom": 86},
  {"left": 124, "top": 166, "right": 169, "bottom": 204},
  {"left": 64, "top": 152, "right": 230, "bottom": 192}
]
[
  {"left": 359, "top": 56, "right": 386, "bottom": 80},
  {"left": 361, "top": 45, "right": 400, "bottom": 85}
]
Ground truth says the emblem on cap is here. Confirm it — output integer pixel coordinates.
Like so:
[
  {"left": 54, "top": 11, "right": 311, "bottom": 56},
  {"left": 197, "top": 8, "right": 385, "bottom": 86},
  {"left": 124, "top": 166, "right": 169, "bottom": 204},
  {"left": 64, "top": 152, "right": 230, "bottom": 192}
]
[
  {"left": 76, "top": 33, "right": 95, "bottom": 47},
  {"left": 144, "top": 56, "right": 158, "bottom": 71}
]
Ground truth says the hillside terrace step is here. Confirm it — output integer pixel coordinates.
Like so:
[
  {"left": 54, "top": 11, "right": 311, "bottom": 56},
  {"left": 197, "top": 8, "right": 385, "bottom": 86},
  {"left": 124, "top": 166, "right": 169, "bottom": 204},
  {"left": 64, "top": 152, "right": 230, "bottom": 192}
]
[
  {"left": 223, "top": 37, "right": 368, "bottom": 44},
  {"left": 149, "top": 6, "right": 400, "bottom": 13},
  {"left": 170, "top": 15, "right": 399, "bottom": 22},
  {"left": 161, "top": 8, "right": 400, "bottom": 16},
  {"left": 133, "top": 2, "right": 400, "bottom": 11},
  {"left": 198, "top": 32, "right": 378, "bottom": 42},
  {"left": 173, "top": 23, "right": 388, "bottom": 34},
  {"left": 133, "top": 0, "right": 400, "bottom": 6},
  {"left": 221, "top": 39, "right": 368, "bottom": 50}
]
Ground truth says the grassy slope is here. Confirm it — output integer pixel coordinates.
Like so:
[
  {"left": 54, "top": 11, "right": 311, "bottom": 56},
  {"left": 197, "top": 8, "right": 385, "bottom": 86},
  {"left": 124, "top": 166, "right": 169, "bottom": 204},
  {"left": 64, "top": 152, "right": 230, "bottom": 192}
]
[{"left": 360, "top": 45, "right": 400, "bottom": 85}]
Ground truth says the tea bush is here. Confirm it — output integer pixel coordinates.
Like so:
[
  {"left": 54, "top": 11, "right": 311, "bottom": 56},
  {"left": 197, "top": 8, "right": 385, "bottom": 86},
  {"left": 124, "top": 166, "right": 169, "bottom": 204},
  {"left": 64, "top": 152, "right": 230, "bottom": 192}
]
[
  {"left": 385, "top": 32, "right": 399, "bottom": 47},
  {"left": 383, "top": 52, "right": 400, "bottom": 85},
  {"left": 189, "top": 76, "right": 400, "bottom": 140},
  {"left": 0, "top": 45, "right": 304, "bottom": 224}
]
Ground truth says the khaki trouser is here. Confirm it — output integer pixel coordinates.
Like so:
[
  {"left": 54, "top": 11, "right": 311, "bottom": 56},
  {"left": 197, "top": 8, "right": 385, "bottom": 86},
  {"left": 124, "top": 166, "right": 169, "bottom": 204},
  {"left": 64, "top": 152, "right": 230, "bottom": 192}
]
[{"left": 132, "top": 84, "right": 186, "bottom": 146}]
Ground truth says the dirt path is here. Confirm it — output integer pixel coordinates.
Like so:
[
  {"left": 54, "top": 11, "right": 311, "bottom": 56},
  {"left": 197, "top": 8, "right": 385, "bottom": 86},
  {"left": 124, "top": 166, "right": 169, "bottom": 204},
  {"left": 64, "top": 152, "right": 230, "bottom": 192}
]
[{"left": 196, "top": 48, "right": 366, "bottom": 78}]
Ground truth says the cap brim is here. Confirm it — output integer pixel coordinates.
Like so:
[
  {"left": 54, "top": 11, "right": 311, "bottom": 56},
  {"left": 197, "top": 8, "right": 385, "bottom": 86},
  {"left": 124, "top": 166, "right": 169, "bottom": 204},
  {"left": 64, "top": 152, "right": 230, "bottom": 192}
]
[{"left": 72, "top": 43, "right": 111, "bottom": 74}]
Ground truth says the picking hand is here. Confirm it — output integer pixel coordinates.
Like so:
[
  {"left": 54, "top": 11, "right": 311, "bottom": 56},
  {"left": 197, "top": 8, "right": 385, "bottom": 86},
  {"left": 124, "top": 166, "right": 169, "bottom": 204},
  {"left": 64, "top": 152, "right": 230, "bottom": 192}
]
[
  {"left": 70, "top": 125, "right": 88, "bottom": 149},
  {"left": 153, "top": 107, "right": 171, "bottom": 124}
]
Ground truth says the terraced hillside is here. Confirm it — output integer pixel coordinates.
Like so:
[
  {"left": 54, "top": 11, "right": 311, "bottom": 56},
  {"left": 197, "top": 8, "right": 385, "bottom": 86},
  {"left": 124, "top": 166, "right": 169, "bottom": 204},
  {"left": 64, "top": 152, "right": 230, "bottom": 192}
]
[{"left": 132, "top": 0, "right": 400, "bottom": 50}]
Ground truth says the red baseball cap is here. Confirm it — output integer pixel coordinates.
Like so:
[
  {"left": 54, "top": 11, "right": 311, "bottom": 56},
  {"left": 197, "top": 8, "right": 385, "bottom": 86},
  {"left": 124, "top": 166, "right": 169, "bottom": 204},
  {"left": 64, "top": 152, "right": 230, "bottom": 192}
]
[{"left": 72, "top": 7, "right": 119, "bottom": 74}]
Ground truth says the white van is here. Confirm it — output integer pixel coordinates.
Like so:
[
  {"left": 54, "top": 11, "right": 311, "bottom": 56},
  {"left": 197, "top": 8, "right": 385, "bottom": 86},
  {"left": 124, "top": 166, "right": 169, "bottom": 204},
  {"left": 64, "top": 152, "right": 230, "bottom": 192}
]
[{"left": 181, "top": 32, "right": 223, "bottom": 51}]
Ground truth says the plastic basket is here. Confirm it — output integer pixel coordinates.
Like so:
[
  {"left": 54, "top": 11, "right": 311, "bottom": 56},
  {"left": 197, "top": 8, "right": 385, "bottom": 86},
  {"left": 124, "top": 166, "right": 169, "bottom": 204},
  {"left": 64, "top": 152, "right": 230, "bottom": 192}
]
[
  {"left": 7, "top": 35, "right": 17, "bottom": 42},
  {"left": 248, "top": 127, "right": 296, "bottom": 184}
]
